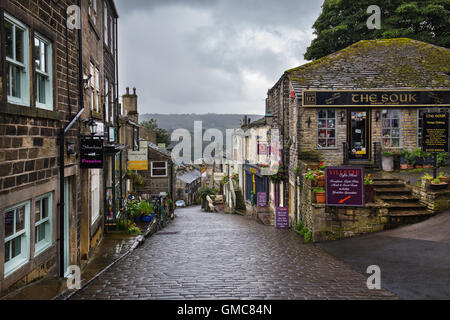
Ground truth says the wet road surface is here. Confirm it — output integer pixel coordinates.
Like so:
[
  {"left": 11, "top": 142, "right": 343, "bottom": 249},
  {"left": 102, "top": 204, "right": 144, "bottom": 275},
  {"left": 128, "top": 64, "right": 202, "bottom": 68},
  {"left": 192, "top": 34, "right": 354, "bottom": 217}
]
[{"left": 72, "top": 206, "right": 397, "bottom": 300}]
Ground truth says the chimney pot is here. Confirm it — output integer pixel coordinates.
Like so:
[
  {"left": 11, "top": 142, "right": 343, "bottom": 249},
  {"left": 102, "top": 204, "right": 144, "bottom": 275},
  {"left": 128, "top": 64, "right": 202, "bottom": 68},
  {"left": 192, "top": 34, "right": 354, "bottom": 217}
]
[
  {"left": 126, "top": 87, "right": 129, "bottom": 95},
  {"left": 133, "top": 87, "right": 136, "bottom": 95}
]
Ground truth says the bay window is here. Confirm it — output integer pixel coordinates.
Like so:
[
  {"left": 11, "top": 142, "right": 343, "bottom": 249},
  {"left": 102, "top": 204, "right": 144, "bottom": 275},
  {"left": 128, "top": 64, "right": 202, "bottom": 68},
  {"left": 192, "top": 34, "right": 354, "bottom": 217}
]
[
  {"left": 382, "top": 109, "right": 401, "bottom": 148},
  {"left": 4, "top": 201, "right": 30, "bottom": 277},
  {"left": 34, "top": 34, "right": 53, "bottom": 110},
  {"left": 5, "top": 13, "right": 30, "bottom": 106}
]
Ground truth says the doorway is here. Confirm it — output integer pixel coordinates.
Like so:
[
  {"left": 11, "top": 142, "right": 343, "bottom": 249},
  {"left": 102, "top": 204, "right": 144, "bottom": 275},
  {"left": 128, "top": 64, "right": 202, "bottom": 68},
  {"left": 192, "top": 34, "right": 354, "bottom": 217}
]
[{"left": 348, "top": 110, "right": 371, "bottom": 161}]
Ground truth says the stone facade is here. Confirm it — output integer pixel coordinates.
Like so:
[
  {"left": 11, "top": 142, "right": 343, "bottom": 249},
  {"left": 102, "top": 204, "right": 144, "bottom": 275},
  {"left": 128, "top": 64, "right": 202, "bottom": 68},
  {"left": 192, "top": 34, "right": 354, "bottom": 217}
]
[{"left": 0, "top": 0, "right": 81, "bottom": 293}]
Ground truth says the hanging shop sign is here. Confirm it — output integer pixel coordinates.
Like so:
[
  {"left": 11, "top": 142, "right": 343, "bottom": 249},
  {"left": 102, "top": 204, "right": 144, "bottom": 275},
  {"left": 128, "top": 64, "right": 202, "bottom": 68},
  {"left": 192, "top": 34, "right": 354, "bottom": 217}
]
[
  {"left": 128, "top": 141, "right": 148, "bottom": 170},
  {"left": 275, "top": 207, "right": 289, "bottom": 229},
  {"left": 303, "top": 89, "right": 450, "bottom": 108},
  {"left": 257, "top": 192, "right": 268, "bottom": 207},
  {"left": 80, "top": 137, "right": 104, "bottom": 169},
  {"left": 326, "top": 167, "right": 364, "bottom": 207},
  {"left": 423, "top": 112, "right": 449, "bottom": 153}
]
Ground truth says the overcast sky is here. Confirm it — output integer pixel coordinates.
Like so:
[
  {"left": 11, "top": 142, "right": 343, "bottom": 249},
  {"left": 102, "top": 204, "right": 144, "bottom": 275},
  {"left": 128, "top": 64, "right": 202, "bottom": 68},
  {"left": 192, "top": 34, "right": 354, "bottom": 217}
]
[{"left": 115, "top": 0, "right": 323, "bottom": 115}]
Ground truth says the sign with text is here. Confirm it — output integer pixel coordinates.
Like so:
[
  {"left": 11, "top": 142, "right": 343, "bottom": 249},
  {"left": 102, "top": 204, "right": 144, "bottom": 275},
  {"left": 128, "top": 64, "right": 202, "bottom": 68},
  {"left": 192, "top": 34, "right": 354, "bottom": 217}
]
[
  {"left": 275, "top": 207, "right": 289, "bottom": 229},
  {"left": 257, "top": 192, "right": 268, "bottom": 207},
  {"left": 326, "top": 167, "right": 364, "bottom": 207},
  {"left": 128, "top": 141, "right": 148, "bottom": 170},
  {"left": 423, "top": 112, "right": 449, "bottom": 153},
  {"left": 303, "top": 90, "right": 450, "bottom": 108},
  {"left": 80, "top": 137, "right": 103, "bottom": 169}
]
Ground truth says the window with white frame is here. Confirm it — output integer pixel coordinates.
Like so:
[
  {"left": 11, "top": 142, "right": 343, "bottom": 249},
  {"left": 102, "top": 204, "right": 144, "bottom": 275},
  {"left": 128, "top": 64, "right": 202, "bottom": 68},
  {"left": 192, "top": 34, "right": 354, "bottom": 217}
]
[
  {"left": 91, "top": 169, "right": 101, "bottom": 225},
  {"left": 104, "top": 78, "right": 109, "bottom": 122},
  {"left": 103, "top": 2, "right": 108, "bottom": 46},
  {"left": 382, "top": 109, "right": 401, "bottom": 148},
  {"left": 4, "top": 13, "right": 30, "bottom": 106},
  {"left": 90, "top": 63, "right": 100, "bottom": 113},
  {"left": 317, "top": 109, "right": 337, "bottom": 148},
  {"left": 34, "top": 193, "right": 52, "bottom": 255},
  {"left": 4, "top": 201, "right": 30, "bottom": 277},
  {"left": 151, "top": 162, "right": 168, "bottom": 177},
  {"left": 34, "top": 34, "right": 53, "bottom": 110}
]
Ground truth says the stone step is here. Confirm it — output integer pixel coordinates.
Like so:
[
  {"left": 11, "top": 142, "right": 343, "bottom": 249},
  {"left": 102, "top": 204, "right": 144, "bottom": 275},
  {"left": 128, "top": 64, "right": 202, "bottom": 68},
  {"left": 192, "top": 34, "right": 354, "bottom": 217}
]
[
  {"left": 373, "top": 181, "right": 405, "bottom": 188},
  {"left": 372, "top": 178, "right": 400, "bottom": 182},
  {"left": 386, "top": 202, "right": 428, "bottom": 209},
  {"left": 377, "top": 194, "right": 419, "bottom": 202},
  {"left": 389, "top": 210, "right": 432, "bottom": 217},
  {"left": 375, "top": 187, "right": 411, "bottom": 194}
]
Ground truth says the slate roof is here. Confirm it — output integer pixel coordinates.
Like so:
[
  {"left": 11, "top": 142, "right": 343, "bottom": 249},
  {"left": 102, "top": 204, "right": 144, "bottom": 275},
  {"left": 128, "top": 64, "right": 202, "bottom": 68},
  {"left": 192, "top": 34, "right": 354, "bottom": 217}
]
[
  {"left": 177, "top": 169, "right": 202, "bottom": 184},
  {"left": 285, "top": 38, "right": 450, "bottom": 95},
  {"left": 148, "top": 141, "right": 171, "bottom": 158}
]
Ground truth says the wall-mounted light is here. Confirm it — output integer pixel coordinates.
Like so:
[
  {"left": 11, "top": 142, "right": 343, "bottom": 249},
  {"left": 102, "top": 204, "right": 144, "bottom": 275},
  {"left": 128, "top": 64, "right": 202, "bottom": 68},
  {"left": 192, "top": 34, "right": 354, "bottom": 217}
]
[
  {"left": 88, "top": 119, "right": 98, "bottom": 136},
  {"left": 376, "top": 111, "right": 381, "bottom": 122},
  {"left": 340, "top": 111, "right": 346, "bottom": 123}
]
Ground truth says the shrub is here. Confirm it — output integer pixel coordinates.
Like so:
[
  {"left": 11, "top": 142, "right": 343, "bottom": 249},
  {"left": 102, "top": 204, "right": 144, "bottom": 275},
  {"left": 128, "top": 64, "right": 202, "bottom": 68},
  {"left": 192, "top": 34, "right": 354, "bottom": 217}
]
[
  {"left": 295, "top": 220, "right": 303, "bottom": 232},
  {"left": 304, "top": 230, "right": 312, "bottom": 243}
]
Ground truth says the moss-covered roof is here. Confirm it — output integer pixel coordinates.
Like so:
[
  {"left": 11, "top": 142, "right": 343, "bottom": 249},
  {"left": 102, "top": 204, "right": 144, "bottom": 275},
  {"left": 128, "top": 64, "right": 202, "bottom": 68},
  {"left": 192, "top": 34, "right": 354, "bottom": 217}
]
[{"left": 286, "top": 38, "right": 450, "bottom": 92}]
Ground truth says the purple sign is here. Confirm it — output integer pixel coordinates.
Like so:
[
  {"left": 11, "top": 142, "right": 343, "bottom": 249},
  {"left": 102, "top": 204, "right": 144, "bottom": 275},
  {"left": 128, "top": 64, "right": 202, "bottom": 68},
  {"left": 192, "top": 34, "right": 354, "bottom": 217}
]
[
  {"left": 257, "top": 192, "right": 268, "bottom": 207},
  {"left": 326, "top": 167, "right": 364, "bottom": 207},
  {"left": 275, "top": 207, "right": 289, "bottom": 229}
]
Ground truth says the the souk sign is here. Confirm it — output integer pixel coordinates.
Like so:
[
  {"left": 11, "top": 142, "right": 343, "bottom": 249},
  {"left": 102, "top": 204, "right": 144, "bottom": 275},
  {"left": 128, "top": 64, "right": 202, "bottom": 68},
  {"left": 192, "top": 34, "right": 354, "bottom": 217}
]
[
  {"left": 303, "top": 89, "right": 450, "bottom": 107},
  {"left": 325, "top": 167, "right": 364, "bottom": 207}
]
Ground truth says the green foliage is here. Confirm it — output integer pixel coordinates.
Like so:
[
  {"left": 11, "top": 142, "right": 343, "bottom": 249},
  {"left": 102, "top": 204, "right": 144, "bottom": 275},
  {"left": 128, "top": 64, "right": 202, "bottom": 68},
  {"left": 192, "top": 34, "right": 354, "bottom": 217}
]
[
  {"left": 364, "top": 174, "right": 373, "bottom": 185},
  {"left": 295, "top": 220, "right": 304, "bottom": 232},
  {"left": 197, "top": 186, "right": 217, "bottom": 201},
  {"left": 126, "top": 200, "right": 141, "bottom": 218},
  {"left": 304, "top": 230, "right": 312, "bottom": 243},
  {"left": 128, "top": 225, "right": 142, "bottom": 236},
  {"left": 305, "top": 0, "right": 450, "bottom": 61},
  {"left": 268, "top": 165, "right": 286, "bottom": 183},
  {"left": 437, "top": 152, "right": 449, "bottom": 167},
  {"left": 313, "top": 187, "right": 326, "bottom": 193},
  {"left": 406, "top": 151, "right": 417, "bottom": 165},
  {"left": 140, "top": 119, "right": 171, "bottom": 145},
  {"left": 139, "top": 201, "right": 153, "bottom": 216},
  {"left": 383, "top": 151, "right": 393, "bottom": 157},
  {"left": 432, "top": 178, "right": 441, "bottom": 184},
  {"left": 116, "top": 218, "right": 134, "bottom": 232}
]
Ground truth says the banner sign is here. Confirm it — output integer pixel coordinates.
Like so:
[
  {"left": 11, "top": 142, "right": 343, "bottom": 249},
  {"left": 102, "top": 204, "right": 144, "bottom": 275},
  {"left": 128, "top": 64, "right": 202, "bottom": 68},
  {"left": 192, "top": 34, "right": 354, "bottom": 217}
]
[
  {"left": 80, "top": 137, "right": 104, "bottom": 169},
  {"left": 128, "top": 141, "right": 148, "bottom": 170},
  {"left": 326, "top": 167, "right": 364, "bottom": 207},
  {"left": 275, "top": 207, "right": 289, "bottom": 229},
  {"left": 257, "top": 192, "right": 268, "bottom": 207},
  {"left": 423, "top": 112, "right": 449, "bottom": 153},
  {"left": 303, "top": 90, "right": 450, "bottom": 107}
]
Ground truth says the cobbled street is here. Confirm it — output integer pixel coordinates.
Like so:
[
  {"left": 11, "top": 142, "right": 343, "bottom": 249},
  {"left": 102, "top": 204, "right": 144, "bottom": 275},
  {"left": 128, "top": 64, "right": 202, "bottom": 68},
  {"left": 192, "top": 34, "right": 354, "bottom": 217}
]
[{"left": 72, "top": 207, "right": 397, "bottom": 300}]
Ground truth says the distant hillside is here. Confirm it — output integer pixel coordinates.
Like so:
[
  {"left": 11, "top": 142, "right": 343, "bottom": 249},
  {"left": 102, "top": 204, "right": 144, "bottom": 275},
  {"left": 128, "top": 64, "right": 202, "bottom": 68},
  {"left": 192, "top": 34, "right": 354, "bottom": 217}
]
[{"left": 140, "top": 113, "right": 264, "bottom": 134}]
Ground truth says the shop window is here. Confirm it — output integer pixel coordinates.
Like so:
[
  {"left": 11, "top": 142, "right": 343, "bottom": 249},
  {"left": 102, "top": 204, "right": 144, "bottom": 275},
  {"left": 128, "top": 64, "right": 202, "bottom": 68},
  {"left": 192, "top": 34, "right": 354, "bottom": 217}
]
[
  {"left": 151, "top": 162, "right": 167, "bottom": 177},
  {"left": 91, "top": 169, "right": 101, "bottom": 225},
  {"left": 34, "top": 193, "right": 52, "bottom": 255},
  {"left": 418, "top": 108, "right": 450, "bottom": 148},
  {"left": 34, "top": 34, "right": 53, "bottom": 110},
  {"left": 382, "top": 109, "right": 401, "bottom": 148},
  {"left": 4, "top": 201, "right": 30, "bottom": 277},
  {"left": 317, "top": 109, "right": 336, "bottom": 149},
  {"left": 5, "top": 13, "right": 30, "bottom": 106}
]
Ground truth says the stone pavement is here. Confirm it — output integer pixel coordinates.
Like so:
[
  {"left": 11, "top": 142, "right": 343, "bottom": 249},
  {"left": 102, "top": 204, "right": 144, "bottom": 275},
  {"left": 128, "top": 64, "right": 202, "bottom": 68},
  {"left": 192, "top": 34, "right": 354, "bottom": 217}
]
[{"left": 72, "top": 206, "right": 397, "bottom": 300}]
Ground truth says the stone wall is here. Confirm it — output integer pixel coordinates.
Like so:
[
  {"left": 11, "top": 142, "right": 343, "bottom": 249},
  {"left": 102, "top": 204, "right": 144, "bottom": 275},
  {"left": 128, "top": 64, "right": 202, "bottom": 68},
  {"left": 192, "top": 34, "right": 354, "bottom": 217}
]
[
  {"left": 299, "top": 170, "right": 389, "bottom": 242},
  {"left": 412, "top": 185, "right": 450, "bottom": 213}
]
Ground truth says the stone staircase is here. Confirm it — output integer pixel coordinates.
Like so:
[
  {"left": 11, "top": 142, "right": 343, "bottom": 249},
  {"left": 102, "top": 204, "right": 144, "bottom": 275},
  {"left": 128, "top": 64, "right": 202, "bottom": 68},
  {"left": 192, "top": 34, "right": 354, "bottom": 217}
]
[{"left": 373, "top": 178, "right": 433, "bottom": 227}]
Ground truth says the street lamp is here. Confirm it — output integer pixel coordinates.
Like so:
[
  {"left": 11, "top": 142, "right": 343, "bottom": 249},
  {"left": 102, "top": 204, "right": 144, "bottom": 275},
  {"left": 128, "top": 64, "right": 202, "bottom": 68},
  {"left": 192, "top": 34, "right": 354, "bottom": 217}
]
[{"left": 88, "top": 119, "right": 97, "bottom": 136}]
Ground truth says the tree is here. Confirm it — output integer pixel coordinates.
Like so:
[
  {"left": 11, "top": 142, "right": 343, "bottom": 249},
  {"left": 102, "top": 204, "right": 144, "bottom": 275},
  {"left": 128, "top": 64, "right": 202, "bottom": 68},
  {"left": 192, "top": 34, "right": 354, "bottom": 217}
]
[
  {"left": 305, "top": 0, "right": 450, "bottom": 61},
  {"left": 141, "top": 119, "right": 171, "bottom": 145}
]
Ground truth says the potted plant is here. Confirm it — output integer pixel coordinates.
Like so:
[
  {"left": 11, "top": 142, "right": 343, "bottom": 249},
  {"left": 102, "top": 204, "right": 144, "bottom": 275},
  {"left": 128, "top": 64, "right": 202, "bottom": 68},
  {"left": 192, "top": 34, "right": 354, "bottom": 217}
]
[
  {"left": 413, "top": 148, "right": 424, "bottom": 168},
  {"left": 139, "top": 201, "right": 154, "bottom": 222},
  {"left": 405, "top": 151, "right": 416, "bottom": 170},
  {"left": 423, "top": 152, "right": 433, "bottom": 168},
  {"left": 400, "top": 150, "right": 409, "bottom": 170},
  {"left": 313, "top": 187, "right": 326, "bottom": 204},
  {"left": 421, "top": 173, "right": 433, "bottom": 188},
  {"left": 364, "top": 174, "right": 374, "bottom": 203},
  {"left": 438, "top": 173, "right": 450, "bottom": 190},
  {"left": 428, "top": 177, "right": 448, "bottom": 191},
  {"left": 126, "top": 200, "right": 142, "bottom": 222},
  {"left": 437, "top": 152, "right": 449, "bottom": 167},
  {"left": 382, "top": 151, "right": 394, "bottom": 172}
]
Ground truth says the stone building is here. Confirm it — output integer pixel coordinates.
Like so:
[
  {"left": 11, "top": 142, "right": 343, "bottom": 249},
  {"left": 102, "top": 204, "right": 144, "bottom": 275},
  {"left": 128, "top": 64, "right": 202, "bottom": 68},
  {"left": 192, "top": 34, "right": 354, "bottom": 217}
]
[
  {"left": 266, "top": 38, "right": 450, "bottom": 228},
  {"left": 0, "top": 0, "right": 81, "bottom": 292},
  {"left": 175, "top": 167, "right": 201, "bottom": 205}
]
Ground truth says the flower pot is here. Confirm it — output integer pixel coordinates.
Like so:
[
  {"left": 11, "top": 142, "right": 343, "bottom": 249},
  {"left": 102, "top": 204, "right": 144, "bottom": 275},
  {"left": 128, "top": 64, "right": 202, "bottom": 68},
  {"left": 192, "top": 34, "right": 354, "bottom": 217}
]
[
  {"left": 141, "top": 215, "right": 153, "bottom": 222},
  {"left": 440, "top": 177, "right": 450, "bottom": 190},
  {"left": 400, "top": 163, "right": 409, "bottom": 170},
  {"left": 315, "top": 192, "right": 326, "bottom": 204},
  {"left": 382, "top": 156, "right": 394, "bottom": 172},
  {"left": 415, "top": 165, "right": 423, "bottom": 169},
  {"left": 317, "top": 176, "right": 325, "bottom": 187},
  {"left": 364, "top": 184, "right": 374, "bottom": 203}
]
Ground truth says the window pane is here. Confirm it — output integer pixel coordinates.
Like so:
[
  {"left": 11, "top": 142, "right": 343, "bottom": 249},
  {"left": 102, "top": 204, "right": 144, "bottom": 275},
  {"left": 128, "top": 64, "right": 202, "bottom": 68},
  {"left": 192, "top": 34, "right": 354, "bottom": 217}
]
[
  {"left": 392, "top": 119, "right": 400, "bottom": 128},
  {"left": 318, "top": 110, "right": 327, "bottom": 119},
  {"left": 327, "top": 110, "right": 336, "bottom": 119},
  {"left": 11, "top": 236, "right": 22, "bottom": 259},
  {"left": 318, "top": 139, "right": 327, "bottom": 148},
  {"left": 5, "top": 20, "right": 13, "bottom": 59},
  {"left": 42, "top": 197, "right": 48, "bottom": 219},
  {"left": 43, "top": 42, "right": 48, "bottom": 73},
  {"left": 34, "top": 38, "right": 41, "bottom": 70},
  {"left": 391, "top": 138, "right": 400, "bottom": 148},
  {"left": 153, "top": 162, "right": 166, "bottom": 168},
  {"left": 153, "top": 169, "right": 166, "bottom": 176},
  {"left": 328, "top": 119, "right": 335, "bottom": 129},
  {"left": 16, "top": 206, "right": 25, "bottom": 232},
  {"left": 382, "top": 129, "right": 391, "bottom": 137},
  {"left": 318, "top": 120, "right": 327, "bottom": 129},
  {"left": 4, "top": 242, "right": 10, "bottom": 263},
  {"left": 15, "top": 27, "right": 24, "bottom": 63},
  {"left": 327, "top": 130, "right": 335, "bottom": 138},
  {"left": 35, "top": 226, "right": 40, "bottom": 244},
  {"left": 318, "top": 129, "right": 326, "bottom": 139},
  {"left": 391, "top": 129, "right": 400, "bottom": 138},
  {"left": 37, "top": 74, "right": 46, "bottom": 104},
  {"left": 327, "top": 139, "right": 336, "bottom": 147},
  {"left": 5, "top": 210, "right": 14, "bottom": 238},
  {"left": 11, "top": 64, "right": 22, "bottom": 98},
  {"left": 35, "top": 200, "right": 41, "bottom": 222}
]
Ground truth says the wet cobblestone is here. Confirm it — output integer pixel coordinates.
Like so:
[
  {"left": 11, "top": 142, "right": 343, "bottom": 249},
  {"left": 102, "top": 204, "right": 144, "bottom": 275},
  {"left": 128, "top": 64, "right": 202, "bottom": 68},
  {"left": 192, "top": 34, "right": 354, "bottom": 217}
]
[{"left": 72, "top": 206, "right": 397, "bottom": 300}]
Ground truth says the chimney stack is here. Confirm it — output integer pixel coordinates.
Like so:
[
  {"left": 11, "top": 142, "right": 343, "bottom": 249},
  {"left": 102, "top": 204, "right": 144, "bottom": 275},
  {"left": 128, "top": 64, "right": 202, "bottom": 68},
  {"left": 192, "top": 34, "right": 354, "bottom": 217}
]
[{"left": 123, "top": 86, "right": 138, "bottom": 123}]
